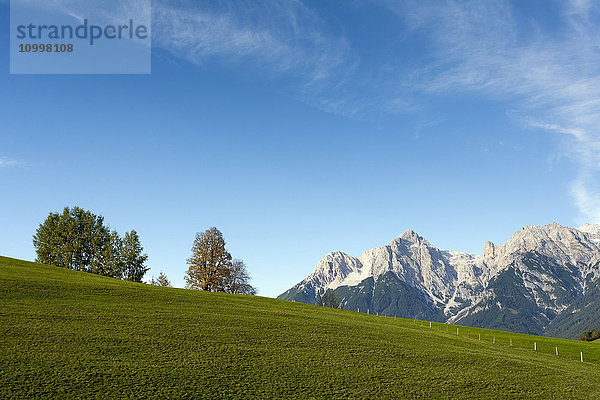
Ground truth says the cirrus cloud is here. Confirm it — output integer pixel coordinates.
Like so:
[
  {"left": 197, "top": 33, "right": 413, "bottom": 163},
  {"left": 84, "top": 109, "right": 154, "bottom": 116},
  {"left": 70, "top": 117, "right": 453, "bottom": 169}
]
[{"left": 379, "top": 0, "right": 600, "bottom": 223}]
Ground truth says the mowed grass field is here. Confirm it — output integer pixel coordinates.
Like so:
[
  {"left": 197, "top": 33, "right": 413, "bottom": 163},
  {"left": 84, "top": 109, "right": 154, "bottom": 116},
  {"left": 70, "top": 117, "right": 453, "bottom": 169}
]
[{"left": 2, "top": 256, "right": 600, "bottom": 399}]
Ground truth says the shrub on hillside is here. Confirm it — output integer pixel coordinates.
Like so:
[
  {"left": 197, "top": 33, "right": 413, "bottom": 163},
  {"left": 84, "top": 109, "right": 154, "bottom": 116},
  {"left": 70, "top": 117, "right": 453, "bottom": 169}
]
[
  {"left": 318, "top": 290, "right": 341, "bottom": 308},
  {"left": 579, "top": 329, "right": 600, "bottom": 341}
]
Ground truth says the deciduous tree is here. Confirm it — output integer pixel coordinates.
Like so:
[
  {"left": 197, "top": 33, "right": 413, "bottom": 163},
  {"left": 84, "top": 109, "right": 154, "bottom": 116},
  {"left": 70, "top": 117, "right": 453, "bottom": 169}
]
[
  {"left": 34, "top": 206, "right": 111, "bottom": 272},
  {"left": 33, "top": 206, "right": 149, "bottom": 282},
  {"left": 225, "top": 259, "right": 257, "bottom": 295},
  {"left": 185, "top": 227, "right": 232, "bottom": 291}
]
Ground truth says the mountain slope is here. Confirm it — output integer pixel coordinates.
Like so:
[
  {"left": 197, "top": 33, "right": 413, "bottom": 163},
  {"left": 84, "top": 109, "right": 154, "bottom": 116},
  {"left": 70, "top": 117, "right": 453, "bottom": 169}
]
[
  {"left": 2, "top": 256, "right": 600, "bottom": 398},
  {"left": 278, "top": 223, "right": 600, "bottom": 338}
]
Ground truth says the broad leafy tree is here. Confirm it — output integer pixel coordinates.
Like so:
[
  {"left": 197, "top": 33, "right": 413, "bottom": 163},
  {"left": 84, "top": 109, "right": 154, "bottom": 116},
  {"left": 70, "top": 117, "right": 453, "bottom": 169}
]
[
  {"left": 185, "top": 227, "right": 232, "bottom": 291},
  {"left": 34, "top": 207, "right": 111, "bottom": 272},
  {"left": 185, "top": 228, "right": 256, "bottom": 295},
  {"left": 33, "top": 206, "right": 149, "bottom": 282}
]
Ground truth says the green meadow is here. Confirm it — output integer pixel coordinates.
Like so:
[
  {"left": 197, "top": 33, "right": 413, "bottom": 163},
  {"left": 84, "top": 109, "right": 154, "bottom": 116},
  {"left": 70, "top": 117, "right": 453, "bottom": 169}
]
[{"left": 1, "top": 255, "right": 600, "bottom": 399}]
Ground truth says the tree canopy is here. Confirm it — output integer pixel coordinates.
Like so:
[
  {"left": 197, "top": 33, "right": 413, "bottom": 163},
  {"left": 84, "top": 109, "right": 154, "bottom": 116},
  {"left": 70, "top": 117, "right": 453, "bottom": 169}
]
[
  {"left": 121, "top": 230, "right": 149, "bottom": 282},
  {"left": 185, "top": 227, "right": 232, "bottom": 291},
  {"left": 185, "top": 227, "right": 256, "bottom": 294},
  {"left": 33, "top": 206, "right": 148, "bottom": 282}
]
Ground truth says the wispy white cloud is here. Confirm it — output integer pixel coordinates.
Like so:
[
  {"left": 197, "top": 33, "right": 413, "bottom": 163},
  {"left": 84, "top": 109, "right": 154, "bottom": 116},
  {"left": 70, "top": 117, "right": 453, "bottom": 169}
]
[
  {"left": 571, "top": 177, "right": 600, "bottom": 224},
  {"left": 10, "top": 0, "right": 600, "bottom": 220},
  {"left": 152, "top": 1, "right": 357, "bottom": 98},
  {"left": 412, "top": 117, "right": 446, "bottom": 140},
  {"left": 379, "top": 0, "right": 600, "bottom": 222},
  {"left": 0, "top": 158, "right": 20, "bottom": 168},
  {"left": 12, "top": 1, "right": 405, "bottom": 118}
]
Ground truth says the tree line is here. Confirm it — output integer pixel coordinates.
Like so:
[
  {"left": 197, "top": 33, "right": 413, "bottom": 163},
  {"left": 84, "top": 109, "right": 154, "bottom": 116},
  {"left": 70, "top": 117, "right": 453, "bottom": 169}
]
[
  {"left": 33, "top": 207, "right": 148, "bottom": 281},
  {"left": 33, "top": 207, "right": 256, "bottom": 294}
]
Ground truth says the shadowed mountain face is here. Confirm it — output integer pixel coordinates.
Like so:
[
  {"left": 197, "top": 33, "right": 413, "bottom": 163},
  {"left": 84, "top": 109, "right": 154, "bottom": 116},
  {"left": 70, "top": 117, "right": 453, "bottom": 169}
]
[{"left": 278, "top": 223, "right": 600, "bottom": 338}]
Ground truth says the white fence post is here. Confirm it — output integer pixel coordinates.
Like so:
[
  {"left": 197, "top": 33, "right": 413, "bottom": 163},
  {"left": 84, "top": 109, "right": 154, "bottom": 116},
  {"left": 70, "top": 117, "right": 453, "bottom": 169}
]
[
  {"left": 534, "top": 342, "right": 537, "bottom": 351},
  {"left": 493, "top": 336, "right": 495, "bottom": 344},
  {"left": 581, "top": 352, "right": 584, "bottom": 363},
  {"left": 555, "top": 347, "right": 558, "bottom": 356},
  {"left": 456, "top": 327, "right": 459, "bottom": 335}
]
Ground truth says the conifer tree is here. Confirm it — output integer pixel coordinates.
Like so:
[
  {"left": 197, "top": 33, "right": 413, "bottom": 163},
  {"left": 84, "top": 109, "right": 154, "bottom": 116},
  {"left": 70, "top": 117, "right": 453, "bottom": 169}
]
[
  {"left": 120, "top": 230, "right": 149, "bottom": 282},
  {"left": 319, "top": 290, "right": 341, "bottom": 308},
  {"left": 150, "top": 271, "right": 172, "bottom": 287}
]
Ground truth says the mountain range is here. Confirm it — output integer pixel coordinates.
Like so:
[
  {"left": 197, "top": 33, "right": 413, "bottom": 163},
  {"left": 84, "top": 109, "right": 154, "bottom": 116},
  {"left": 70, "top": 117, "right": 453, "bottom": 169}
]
[{"left": 278, "top": 223, "right": 600, "bottom": 339}]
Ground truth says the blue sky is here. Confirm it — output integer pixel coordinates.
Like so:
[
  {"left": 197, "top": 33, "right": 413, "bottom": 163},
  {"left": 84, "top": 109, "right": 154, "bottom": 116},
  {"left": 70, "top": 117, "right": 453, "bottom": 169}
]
[{"left": 2, "top": 0, "right": 600, "bottom": 297}]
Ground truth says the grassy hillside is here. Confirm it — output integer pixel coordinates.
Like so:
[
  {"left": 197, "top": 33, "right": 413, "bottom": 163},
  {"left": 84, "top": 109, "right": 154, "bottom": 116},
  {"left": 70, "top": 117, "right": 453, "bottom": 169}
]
[{"left": 2, "top": 256, "right": 600, "bottom": 399}]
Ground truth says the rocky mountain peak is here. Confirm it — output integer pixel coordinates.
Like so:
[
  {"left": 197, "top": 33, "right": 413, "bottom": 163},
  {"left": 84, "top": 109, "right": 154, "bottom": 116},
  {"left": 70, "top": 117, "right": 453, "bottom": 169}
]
[
  {"left": 391, "top": 229, "right": 433, "bottom": 249},
  {"left": 578, "top": 224, "right": 600, "bottom": 245},
  {"left": 279, "top": 223, "right": 600, "bottom": 339},
  {"left": 578, "top": 223, "right": 600, "bottom": 233},
  {"left": 495, "top": 223, "right": 599, "bottom": 266},
  {"left": 398, "top": 229, "right": 419, "bottom": 240},
  {"left": 309, "top": 251, "right": 360, "bottom": 281},
  {"left": 483, "top": 241, "right": 497, "bottom": 259}
]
